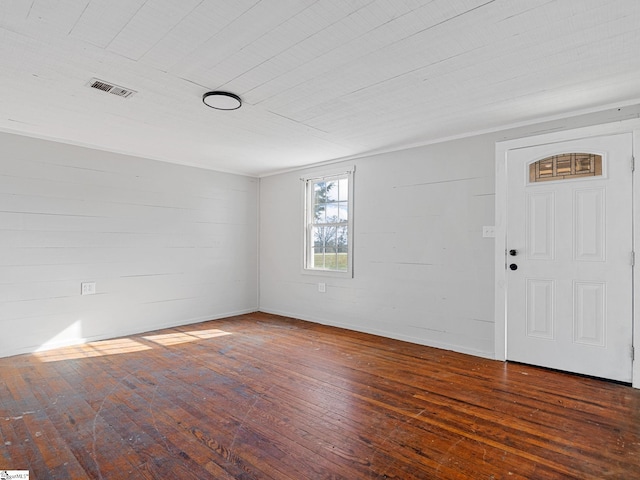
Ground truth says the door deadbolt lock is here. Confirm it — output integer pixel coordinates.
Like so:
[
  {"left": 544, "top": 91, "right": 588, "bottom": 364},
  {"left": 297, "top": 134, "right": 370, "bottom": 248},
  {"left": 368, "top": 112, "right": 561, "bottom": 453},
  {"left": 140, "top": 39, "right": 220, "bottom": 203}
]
[
  {"left": 509, "top": 263, "right": 518, "bottom": 271},
  {"left": 509, "top": 249, "right": 517, "bottom": 256}
]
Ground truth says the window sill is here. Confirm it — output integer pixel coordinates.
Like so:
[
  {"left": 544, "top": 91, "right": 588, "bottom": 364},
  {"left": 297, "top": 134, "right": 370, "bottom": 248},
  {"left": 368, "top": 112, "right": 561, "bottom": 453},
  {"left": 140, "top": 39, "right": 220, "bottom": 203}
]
[{"left": 301, "top": 268, "right": 353, "bottom": 278}]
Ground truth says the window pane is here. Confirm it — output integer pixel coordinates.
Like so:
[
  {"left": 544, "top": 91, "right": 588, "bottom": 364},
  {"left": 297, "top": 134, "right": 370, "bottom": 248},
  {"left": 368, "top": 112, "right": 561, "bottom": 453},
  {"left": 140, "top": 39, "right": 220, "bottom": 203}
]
[
  {"left": 313, "top": 226, "right": 337, "bottom": 248},
  {"left": 337, "top": 226, "right": 348, "bottom": 249},
  {"left": 313, "top": 247, "right": 325, "bottom": 269},
  {"left": 324, "top": 248, "right": 338, "bottom": 270},
  {"left": 338, "top": 178, "right": 348, "bottom": 201},
  {"left": 338, "top": 202, "right": 348, "bottom": 222},
  {"left": 337, "top": 254, "right": 347, "bottom": 271},
  {"left": 314, "top": 204, "right": 325, "bottom": 223},
  {"left": 556, "top": 155, "right": 571, "bottom": 175},
  {"left": 324, "top": 226, "right": 336, "bottom": 247},
  {"left": 325, "top": 203, "right": 340, "bottom": 222},
  {"left": 314, "top": 181, "right": 326, "bottom": 202},
  {"left": 539, "top": 160, "right": 553, "bottom": 177},
  {"left": 313, "top": 226, "right": 324, "bottom": 247},
  {"left": 575, "top": 155, "right": 592, "bottom": 173},
  {"left": 326, "top": 180, "right": 339, "bottom": 201}
]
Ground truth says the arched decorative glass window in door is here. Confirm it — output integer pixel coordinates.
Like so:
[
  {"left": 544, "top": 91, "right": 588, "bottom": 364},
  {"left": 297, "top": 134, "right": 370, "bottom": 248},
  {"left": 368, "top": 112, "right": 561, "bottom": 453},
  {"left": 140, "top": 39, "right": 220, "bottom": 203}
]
[{"left": 529, "top": 153, "right": 602, "bottom": 183}]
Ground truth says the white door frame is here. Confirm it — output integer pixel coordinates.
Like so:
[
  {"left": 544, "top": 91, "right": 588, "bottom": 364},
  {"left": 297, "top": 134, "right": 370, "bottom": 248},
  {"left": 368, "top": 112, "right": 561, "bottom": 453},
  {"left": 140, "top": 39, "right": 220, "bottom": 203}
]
[{"left": 494, "top": 119, "right": 640, "bottom": 388}]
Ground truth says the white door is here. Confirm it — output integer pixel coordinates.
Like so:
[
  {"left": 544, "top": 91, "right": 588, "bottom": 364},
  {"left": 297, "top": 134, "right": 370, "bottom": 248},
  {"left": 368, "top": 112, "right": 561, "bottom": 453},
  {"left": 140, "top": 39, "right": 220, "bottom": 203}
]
[{"left": 506, "top": 133, "right": 633, "bottom": 382}]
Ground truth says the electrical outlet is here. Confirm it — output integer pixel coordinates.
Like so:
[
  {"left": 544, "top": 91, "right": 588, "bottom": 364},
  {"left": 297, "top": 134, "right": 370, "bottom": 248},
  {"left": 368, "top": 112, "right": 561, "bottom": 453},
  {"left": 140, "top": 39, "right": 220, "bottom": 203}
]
[
  {"left": 482, "top": 226, "right": 496, "bottom": 238},
  {"left": 318, "top": 282, "right": 326, "bottom": 293},
  {"left": 81, "top": 282, "right": 96, "bottom": 295}
]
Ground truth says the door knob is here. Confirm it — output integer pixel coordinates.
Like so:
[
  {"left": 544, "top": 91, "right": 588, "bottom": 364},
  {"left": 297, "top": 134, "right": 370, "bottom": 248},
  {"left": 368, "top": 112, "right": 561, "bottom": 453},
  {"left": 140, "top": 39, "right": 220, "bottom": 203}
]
[
  {"left": 509, "top": 263, "right": 518, "bottom": 271},
  {"left": 509, "top": 249, "right": 517, "bottom": 256}
]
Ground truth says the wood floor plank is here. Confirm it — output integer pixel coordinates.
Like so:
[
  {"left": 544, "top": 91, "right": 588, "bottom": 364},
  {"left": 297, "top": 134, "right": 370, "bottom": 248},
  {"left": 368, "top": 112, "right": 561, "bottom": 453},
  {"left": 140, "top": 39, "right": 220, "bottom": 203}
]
[
  {"left": 1, "top": 312, "right": 640, "bottom": 479},
  {"left": 172, "top": 334, "right": 423, "bottom": 477}
]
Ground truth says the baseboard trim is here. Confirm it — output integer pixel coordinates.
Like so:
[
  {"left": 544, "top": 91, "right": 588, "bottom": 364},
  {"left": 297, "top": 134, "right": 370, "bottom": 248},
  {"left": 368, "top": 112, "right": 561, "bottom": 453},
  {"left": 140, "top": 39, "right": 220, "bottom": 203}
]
[{"left": 258, "top": 308, "right": 495, "bottom": 360}]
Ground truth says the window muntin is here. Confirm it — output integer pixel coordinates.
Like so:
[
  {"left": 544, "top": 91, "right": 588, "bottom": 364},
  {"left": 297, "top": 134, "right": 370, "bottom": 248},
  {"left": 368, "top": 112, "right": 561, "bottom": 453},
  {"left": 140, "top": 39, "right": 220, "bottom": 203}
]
[
  {"left": 529, "top": 153, "right": 602, "bottom": 183},
  {"left": 304, "top": 169, "right": 353, "bottom": 275}
]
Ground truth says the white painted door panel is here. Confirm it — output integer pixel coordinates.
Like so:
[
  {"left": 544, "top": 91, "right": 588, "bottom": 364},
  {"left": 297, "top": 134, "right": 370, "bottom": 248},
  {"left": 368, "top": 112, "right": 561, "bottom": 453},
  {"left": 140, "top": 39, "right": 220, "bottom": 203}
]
[{"left": 506, "top": 134, "right": 633, "bottom": 382}]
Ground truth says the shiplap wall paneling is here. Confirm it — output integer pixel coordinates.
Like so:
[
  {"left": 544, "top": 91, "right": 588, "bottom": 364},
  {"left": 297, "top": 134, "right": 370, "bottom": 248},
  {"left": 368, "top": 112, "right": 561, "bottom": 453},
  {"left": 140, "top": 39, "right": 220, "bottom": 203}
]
[
  {"left": 259, "top": 136, "right": 496, "bottom": 358},
  {"left": 0, "top": 132, "right": 258, "bottom": 357}
]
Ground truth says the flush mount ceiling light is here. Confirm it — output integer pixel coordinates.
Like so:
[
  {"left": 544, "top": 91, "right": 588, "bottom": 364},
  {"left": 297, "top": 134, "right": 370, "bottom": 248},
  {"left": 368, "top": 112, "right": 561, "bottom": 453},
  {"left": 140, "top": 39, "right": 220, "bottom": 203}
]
[{"left": 202, "top": 91, "right": 242, "bottom": 110}]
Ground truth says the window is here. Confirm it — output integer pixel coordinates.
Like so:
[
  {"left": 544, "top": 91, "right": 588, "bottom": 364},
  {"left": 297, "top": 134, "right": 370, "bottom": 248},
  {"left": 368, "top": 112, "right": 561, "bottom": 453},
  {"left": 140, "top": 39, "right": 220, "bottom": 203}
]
[
  {"left": 303, "top": 168, "right": 354, "bottom": 276},
  {"left": 529, "top": 153, "right": 602, "bottom": 183}
]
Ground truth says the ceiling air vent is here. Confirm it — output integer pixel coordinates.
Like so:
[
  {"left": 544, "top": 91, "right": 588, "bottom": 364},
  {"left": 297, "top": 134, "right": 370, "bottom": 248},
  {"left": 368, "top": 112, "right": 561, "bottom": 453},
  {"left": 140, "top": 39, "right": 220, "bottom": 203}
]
[{"left": 87, "top": 78, "right": 136, "bottom": 98}]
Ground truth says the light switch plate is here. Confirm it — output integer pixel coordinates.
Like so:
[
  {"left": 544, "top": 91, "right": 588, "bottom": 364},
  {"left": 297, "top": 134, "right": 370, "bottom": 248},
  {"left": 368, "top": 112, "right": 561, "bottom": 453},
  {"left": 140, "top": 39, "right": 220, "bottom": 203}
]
[
  {"left": 81, "top": 282, "right": 96, "bottom": 295},
  {"left": 482, "top": 226, "right": 496, "bottom": 238},
  {"left": 318, "top": 282, "right": 326, "bottom": 293}
]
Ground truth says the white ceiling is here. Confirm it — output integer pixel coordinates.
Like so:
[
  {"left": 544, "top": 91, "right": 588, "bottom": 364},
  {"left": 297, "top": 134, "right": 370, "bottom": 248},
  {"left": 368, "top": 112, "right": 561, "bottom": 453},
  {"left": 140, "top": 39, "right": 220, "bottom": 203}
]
[{"left": 1, "top": 0, "right": 640, "bottom": 176}]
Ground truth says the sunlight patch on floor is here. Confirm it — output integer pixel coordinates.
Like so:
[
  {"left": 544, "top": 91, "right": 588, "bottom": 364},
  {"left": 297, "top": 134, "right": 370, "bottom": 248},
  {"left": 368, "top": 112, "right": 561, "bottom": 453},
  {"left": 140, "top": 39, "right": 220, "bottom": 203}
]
[
  {"left": 143, "top": 329, "right": 232, "bottom": 346},
  {"left": 35, "top": 338, "right": 151, "bottom": 362}
]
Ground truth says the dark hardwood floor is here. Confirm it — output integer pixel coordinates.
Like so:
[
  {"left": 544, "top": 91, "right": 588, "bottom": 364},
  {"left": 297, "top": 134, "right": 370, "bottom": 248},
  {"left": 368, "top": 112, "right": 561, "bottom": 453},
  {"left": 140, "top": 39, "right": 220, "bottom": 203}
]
[{"left": 1, "top": 312, "right": 639, "bottom": 479}]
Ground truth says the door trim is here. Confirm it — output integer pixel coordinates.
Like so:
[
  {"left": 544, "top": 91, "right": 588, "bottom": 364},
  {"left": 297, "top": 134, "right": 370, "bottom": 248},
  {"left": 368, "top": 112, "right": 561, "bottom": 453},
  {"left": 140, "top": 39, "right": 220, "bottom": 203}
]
[{"left": 494, "top": 119, "right": 640, "bottom": 388}]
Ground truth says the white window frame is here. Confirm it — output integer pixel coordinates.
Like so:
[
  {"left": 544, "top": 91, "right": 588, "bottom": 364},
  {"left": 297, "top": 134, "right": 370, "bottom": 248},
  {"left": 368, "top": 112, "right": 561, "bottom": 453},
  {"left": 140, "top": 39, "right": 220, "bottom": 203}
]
[{"left": 302, "top": 166, "right": 354, "bottom": 277}]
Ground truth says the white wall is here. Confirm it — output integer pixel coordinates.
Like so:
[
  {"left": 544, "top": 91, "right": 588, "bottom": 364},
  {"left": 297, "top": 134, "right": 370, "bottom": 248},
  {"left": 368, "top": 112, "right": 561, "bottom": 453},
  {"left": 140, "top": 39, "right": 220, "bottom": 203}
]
[
  {"left": 0, "top": 132, "right": 258, "bottom": 357},
  {"left": 260, "top": 136, "right": 497, "bottom": 358}
]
